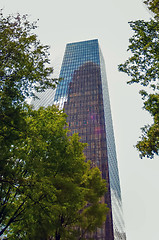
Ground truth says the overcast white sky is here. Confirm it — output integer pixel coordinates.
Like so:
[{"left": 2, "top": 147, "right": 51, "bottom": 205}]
[{"left": 1, "top": 0, "right": 159, "bottom": 239}]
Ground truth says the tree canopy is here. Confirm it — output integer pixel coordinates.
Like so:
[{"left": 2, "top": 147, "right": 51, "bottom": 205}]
[
  {"left": 1, "top": 105, "right": 108, "bottom": 239},
  {"left": 0, "top": 10, "right": 57, "bottom": 149},
  {"left": 0, "top": 11, "right": 108, "bottom": 239},
  {"left": 118, "top": 0, "right": 159, "bottom": 158},
  {"left": 144, "top": 0, "right": 159, "bottom": 19}
]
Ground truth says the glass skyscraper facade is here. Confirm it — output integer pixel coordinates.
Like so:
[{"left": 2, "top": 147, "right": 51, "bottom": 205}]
[
  {"left": 32, "top": 39, "right": 126, "bottom": 239},
  {"left": 54, "top": 39, "right": 126, "bottom": 240}
]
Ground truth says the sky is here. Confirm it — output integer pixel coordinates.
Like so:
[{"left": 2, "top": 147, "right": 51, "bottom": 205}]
[{"left": 1, "top": 0, "right": 159, "bottom": 239}]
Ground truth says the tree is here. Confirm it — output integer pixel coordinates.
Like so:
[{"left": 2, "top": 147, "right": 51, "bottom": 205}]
[
  {"left": 0, "top": 12, "right": 108, "bottom": 239},
  {"left": 0, "top": 105, "right": 108, "bottom": 239},
  {"left": 144, "top": 0, "right": 159, "bottom": 19},
  {"left": 118, "top": 0, "right": 159, "bottom": 158},
  {"left": 0, "top": 10, "right": 57, "bottom": 149}
]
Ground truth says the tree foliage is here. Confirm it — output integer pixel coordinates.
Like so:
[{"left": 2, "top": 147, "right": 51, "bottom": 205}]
[
  {"left": 0, "top": 10, "right": 57, "bottom": 148},
  {"left": 0, "top": 10, "right": 56, "bottom": 101},
  {"left": 0, "top": 11, "right": 108, "bottom": 239},
  {"left": 118, "top": 0, "right": 159, "bottom": 158},
  {"left": 144, "top": 0, "right": 159, "bottom": 19},
  {"left": 1, "top": 106, "right": 107, "bottom": 239}
]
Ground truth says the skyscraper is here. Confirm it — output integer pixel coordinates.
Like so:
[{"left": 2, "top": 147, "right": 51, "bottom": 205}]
[
  {"left": 54, "top": 39, "right": 126, "bottom": 240},
  {"left": 32, "top": 39, "right": 126, "bottom": 239}
]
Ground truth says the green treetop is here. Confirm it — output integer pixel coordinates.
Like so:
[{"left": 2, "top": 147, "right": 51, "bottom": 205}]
[
  {"left": 1, "top": 105, "right": 108, "bottom": 239},
  {"left": 118, "top": 0, "right": 159, "bottom": 158}
]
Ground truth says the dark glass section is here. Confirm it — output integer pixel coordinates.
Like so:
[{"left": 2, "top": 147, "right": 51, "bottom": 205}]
[{"left": 64, "top": 61, "right": 114, "bottom": 239}]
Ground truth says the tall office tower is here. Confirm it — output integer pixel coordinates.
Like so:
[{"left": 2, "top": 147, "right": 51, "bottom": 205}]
[{"left": 54, "top": 39, "right": 126, "bottom": 240}]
